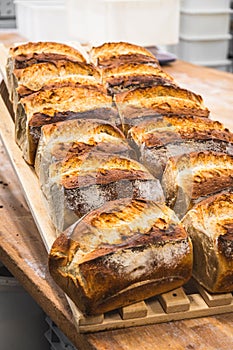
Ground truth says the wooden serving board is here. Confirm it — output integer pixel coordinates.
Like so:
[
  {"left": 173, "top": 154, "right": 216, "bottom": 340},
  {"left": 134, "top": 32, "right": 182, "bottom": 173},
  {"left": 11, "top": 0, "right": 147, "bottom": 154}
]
[{"left": 0, "top": 43, "right": 233, "bottom": 333}]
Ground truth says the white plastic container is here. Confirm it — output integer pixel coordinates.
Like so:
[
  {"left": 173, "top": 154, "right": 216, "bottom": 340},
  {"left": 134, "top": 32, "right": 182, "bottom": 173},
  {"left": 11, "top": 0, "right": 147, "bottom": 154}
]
[
  {"left": 178, "top": 34, "right": 232, "bottom": 62},
  {"left": 0, "top": 275, "right": 50, "bottom": 350},
  {"left": 66, "top": 0, "right": 181, "bottom": 46},
  {"left": 181, "top": 0, "right": 231, "bottom": 10},
  {"left": 14, "top": 1, "right": 67, "bottom": 41},
  {"left": 180, "top": 9, "right": 233, "bottom": 37}
]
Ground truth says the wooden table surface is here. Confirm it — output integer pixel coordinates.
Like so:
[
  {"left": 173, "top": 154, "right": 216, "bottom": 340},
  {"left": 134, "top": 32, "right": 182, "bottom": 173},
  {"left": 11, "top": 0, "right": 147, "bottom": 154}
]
[{"left": 1, "top": 33, "right": 233, "bottom": 349}]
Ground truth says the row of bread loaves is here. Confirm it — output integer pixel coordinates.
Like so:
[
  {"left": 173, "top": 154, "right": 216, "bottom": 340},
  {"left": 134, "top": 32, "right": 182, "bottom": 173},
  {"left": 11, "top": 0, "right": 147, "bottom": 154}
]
[{"left": 6, "top": 40, "right": 232, "bottom": 316}]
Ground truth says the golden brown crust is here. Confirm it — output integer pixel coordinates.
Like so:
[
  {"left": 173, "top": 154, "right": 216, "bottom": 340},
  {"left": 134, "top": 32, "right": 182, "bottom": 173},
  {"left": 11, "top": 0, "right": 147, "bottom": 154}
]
[
  {"left": 17, "top": 75, "right": 103, "bottom": 98},
  {"left": 45, "top": 152, "right": 165, "bottom": 230},
  {"left": 115, "top": 85, "right": 210, "bottom": 127},
  {"left": 14, "top": 60, "right": 101, "bottom": 94},
  {"left": 102, "top": 63, "right": 173, "bottom": 79},
  {"left": 35, "top": 118, "right": 132, "bottom": 177},
  {"left": 116, "top": 84, "right": 205, "bottom": 106},
  {"left": 90, "top": 42, "right": 157, "bottom": 65},
  {"left": 16, "top": 83, "right": 118, "bottom": 165},
  {"left": 49, "top": 198, "right": 192, "bottom": 315},
  {"left": 9, "top": 41, "right": 87, "bottom": 62},
  {"left": 50, "top": 152, "right": 155, "bottom": 188},
  {"left": 97, "top": 53, "right": 159, "bottom": 69},
  {"left": 21, "top": 84, "right": 112, "bottom": 119},
  {"left": 162, "top": 151, "right": 233, "bottom": 217},
  {"left": 102, "top": 64, "right": 176, "bottom": 94},
  {"left": 128, "top": 116, "right": 233, "bottom": 148},
  {"left": 182, "top": 191, "right": 233, "bottom": 293},
  {"left": 40, "top": 118, "right": 125, "bottom": 141},
  {"left": 127, "top": 116, "right": 233, "bottom": 180}
]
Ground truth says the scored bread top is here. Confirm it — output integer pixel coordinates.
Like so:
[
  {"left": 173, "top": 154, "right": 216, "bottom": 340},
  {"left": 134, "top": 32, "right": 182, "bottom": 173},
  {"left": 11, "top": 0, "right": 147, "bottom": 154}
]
[
  {"left": 9, "top": 41, "right": 87, "bottom": 62},
  {"left": 128, "top": 116, "right": 233, "bottom": 148},
  {"left": 14, "top": 60, "right": 101, "bottom": 92},
  {"left": 35, "top": 119, "right": 133, "bottom": 182},
  {"left": 39, "top": 118, "right": 125, "bottom": 144},
  {"left": 17, "top": 75, "right": 103, "bottom": 98},
  {"left": 20, "top": 84, "right": 113, "bottom": 121},
  {"left": 102, "top": 64, "right": 176, "bottom": 94},
  {"left": 49, "top": 151, "right": 156, "bottom": 188},
  {"left": 162, "top": 151, "right": 233, "bottom": 209},
  {"left": 36, "top": 118, "right": 130, "bottom": 168},
  {"left": 115, "top": 85, "right": 210, "bottom": 119},
  {"left": 50, "top": 198, "right": 187, "bottom": 265},
  {"left": 96, "top": 53, "right": 159, "bottom": 70},
  {"left": 102, "top": 63, "right": 174, "bottom": 80},
  {"left": 182, "top": 191, "right": 233, "bottom": 243},
  {"left": 90, "top": 41, "right": 157, "bottom": 65},
  {"left": 48, "top": 198, "right": 192, "bottom": 315}
]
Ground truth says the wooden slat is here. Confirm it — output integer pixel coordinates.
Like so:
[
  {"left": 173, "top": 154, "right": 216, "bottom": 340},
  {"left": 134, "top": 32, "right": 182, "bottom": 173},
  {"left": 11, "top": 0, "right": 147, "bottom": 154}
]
[
  {"left": 119, "top": 301, "right": 148, "bottom": 320},
  {"left": 158, "top": 287, "right": 190, "bottom": 313},
  {"left": 195, "top": 282, "right": 233, "bottom": 307}
]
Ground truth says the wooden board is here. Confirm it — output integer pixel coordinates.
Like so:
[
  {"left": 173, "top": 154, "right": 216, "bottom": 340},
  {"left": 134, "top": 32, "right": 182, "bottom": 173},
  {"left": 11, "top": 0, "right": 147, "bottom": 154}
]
[{"left": 1, "top": 43, "right": 233, "bottom": 334}]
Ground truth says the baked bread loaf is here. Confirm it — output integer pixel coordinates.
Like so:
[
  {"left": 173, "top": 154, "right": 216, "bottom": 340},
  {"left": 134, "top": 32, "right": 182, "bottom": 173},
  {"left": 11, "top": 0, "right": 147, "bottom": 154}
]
[
  {"left": 49, "top": 198, "right": 193, "bottom": 315},
  {"left": 35, "top": 118, "right": 135, "bottom": 187},
  {"left": 102, "top": 63, "right": 177, "bottom": 95},
  {"left": 128, "top": 116, "right": 233, "bottom": 179},
  {"left": 90, "top": 41, "right": 159, "bottom": 68},
  {"left": 45, "top": 152, "right": 164, "bottom": 231},
  {"left": 6, "top": 41, "right": 88, "bottom": 102},
  {"left": 115, "top": 85, "right": 210, "bottom": 132},
  {"left": 162, "top": 151, "right": 233, "bottom": 217},
  {"left": 12, "top": 60, "right": 100, "bottom": 109},
  {"left": 182, "top": 191, "right": 233, "bottom": 293},
  {"left": 16, "top": 83, "right": 118, "bottom": 164}
]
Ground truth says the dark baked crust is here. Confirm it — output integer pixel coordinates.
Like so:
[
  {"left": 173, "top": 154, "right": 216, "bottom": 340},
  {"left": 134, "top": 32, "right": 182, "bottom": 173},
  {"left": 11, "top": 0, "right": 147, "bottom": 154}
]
[
  {"left": 115, "top": 85, "right": 210, "bottom": 132},
  {"left": 162, "top": 151, "right": 233, "bottom": 217},
  {"left": 16, "top": 83, "right": 118, "bottom": 165},
  {"left": 49, "top": 198, "right": 192, "bottom": 315},
  {"left": 14, "top": 60, "right": 101, "bottom": 99},
  {"left": 128, "top": 116, "right": 232, "bottom": 148},
  {"left": 90, "top": 42, "right": 158, "bottom": 66},
  {"left": 182, "top": 191, "right": 233, "bottom": 293},
  {"left": 128, "top": 116, "right": 233, "bottom": 179},
  {"left": 97, "top": 53, "right": 159, "bottom": 69},
  {"left": 46, "top": 152, "right": 165, "bottom": 230},
  {"left": 6, "top": 41, "right": 88, "bottom": 101},
  {"left": 35, "top": 118, "right": 135, "bottom": 182}
]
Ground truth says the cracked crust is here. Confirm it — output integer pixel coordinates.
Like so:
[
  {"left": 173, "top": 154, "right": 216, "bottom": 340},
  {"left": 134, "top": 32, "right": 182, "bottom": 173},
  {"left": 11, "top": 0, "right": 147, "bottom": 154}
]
[
  {"left": 49, "top": 198, "right": 192, "bottom": 315},
  {"left": 182, "top": 191, "right": 233, "bottom": 293},
  {"left": 162, "top": 151, "right": 233, "bottom": 217}
]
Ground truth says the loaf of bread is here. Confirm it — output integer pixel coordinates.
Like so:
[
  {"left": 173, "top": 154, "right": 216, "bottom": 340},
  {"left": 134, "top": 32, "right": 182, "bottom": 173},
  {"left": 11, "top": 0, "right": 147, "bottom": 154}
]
[
  {"left": 35, "top": 118, "right": 135, "bottom": 188},
  {"left": 16, "top": 82, "right": 118, "bottom": 164},
  {"left": 128, "top": 116, "right": 233, "bottom": 179},
  {"left": 102, "top": 63, "right": 177, "bottom": 95},
  {"left": 182, "top": 191, "right": 233, "bottom": 293},
  {"left": 45, "top": 152, "right": 164, "bottom": 231},
  {"left": 6, "top": 41, "right": 88, "bottom": 102},
  {"left": 115, "top": 85, "right": 210, "bottom": 132},
  {"left": 49, "top": 198, "right": 193, "bottom": 315},
  {"left": 162, "top": 151, "right": 233, "bottom": 217},
  {"left": 90, "top": 41, "right": 159, "bottom": 68},
  {"left": 11, "top": 60, "right": 100, "bottom": 110}
]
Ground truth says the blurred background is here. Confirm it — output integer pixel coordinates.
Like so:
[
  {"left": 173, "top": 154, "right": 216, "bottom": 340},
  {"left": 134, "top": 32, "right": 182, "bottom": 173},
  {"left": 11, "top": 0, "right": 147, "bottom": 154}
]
[{"left": 0, "top": 0, "right": 232, "bottom": 71}]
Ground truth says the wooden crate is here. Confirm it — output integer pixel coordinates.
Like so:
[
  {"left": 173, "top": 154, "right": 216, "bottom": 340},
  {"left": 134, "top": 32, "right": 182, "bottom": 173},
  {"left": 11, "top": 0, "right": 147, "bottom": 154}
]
[{"left": 0, "top": 44, "right": 233, "bottom": 334}]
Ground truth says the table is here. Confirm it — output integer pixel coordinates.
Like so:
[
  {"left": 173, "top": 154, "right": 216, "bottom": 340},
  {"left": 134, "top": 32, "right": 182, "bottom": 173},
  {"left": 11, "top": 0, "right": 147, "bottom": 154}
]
[{"left": 1, "top": 41, "right": 233, "bottom": 349}]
